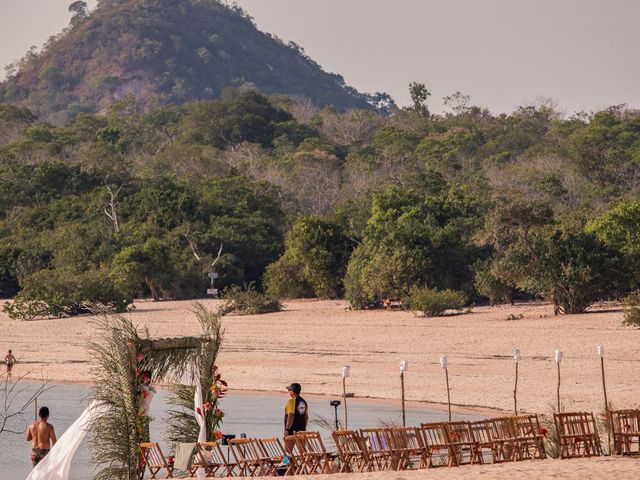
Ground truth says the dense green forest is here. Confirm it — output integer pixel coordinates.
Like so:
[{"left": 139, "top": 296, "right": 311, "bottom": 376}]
[
  {"left": 0, "top": 0, "right": 383, "bottom": 123},
  {"left": 1, "top": 84, "right": 640, "bottom": 318}
]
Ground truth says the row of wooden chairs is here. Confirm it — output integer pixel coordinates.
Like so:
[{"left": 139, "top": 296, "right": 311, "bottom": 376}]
[
  {"left": 140, "top": 410, "right": 623, "bottom": 478},
  {"left": 333, "top": 415, "right": 547, "bottom": 472}
]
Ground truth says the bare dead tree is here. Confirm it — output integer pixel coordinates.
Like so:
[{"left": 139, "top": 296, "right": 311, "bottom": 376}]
[
  {"left": 183, "top": 226, "right": 224, "bottom": 270},
  {"left": 104, "top": 184, "right": 123, "bottom": 233},
  {"left": 1, "top": 371, "right": 51, "bottom": 436}
]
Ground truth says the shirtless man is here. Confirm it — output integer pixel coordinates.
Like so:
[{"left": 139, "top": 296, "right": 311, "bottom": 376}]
[
  {"left": 26, "top": 406, "right": 57, "bottom": 467},
  {"left": 5, "top": 349, "right": 16, "bottom": 379}
]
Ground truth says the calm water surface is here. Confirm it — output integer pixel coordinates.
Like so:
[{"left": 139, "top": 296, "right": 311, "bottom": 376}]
[{"left": 0, "top": 382, "right": 477, "bottom": 479}]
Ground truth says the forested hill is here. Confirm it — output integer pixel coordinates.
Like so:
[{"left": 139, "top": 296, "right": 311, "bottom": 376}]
[{"left": 0, "top": 0, "right": 376, "bottom": 123}]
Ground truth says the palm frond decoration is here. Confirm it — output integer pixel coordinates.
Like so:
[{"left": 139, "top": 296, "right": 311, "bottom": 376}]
[
  {"left": 88, "top": 303, "right": 224, "bottom": 480},
  {"left": 166, "top": 302, "right": 228, "bottom": 444}
]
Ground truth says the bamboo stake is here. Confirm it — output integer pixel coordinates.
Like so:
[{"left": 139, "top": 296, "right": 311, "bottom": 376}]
[
  {"left": 342, "top": 376, "right": 348, "bottom": 430},
  {"left": 445, "top": 368, "right": 451, "bottom": 422},
  {"left": 400, "top": 371, "right": 406, "bottom": 427}
]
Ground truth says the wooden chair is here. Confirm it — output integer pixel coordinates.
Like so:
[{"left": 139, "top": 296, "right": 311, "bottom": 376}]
[
  {"left": 444, "top": 421, "right": 477, "bottom": 465},
  {"left": 469, "top": 419, "right": 504, "bottom": 464},
  {"left": 511, "top": 415, "right": 547, "bottom": 460},
  {"left": 332, "top": 430, "right": 372, "bottom": 472},
  {"left": 490, "top": 417, "right": 518, "bottom": 461},
  {"left": 610, "top": 409, "right": 640, "bottom": 455},
  {"left": 293, "top": 431, "right": 335, "bottom": 475},
  {"left": 387, "top": 426, "right": 428, "bottom": 470},
  {"left": 259, "top": 437, "right": 293, "bottom": 476},
  {"left": 139, "top": 442, "right": 174, "bottom": 479},
  {"left": 554, "top": 412, "right": 603, "bottom": 459},
  {"left": 191, "top": 441, "right": 236, "bottom": 477},
  {"left": 229, "top": 437, "right": 269, "bottom": 476},
  {"left": 419, "top": 422, "right": 457, "bottom": 467},
  {"left": 359, "top": 428, "right": 393, "bottom": 470}
]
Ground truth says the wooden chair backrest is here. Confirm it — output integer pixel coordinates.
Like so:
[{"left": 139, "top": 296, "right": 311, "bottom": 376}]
[
  {"left": 360, "top": 428, "right": 391, "bottom": 453},
  {"left": 389, "top": 427, "right": 423, "bottom": 451},
  {"left": 611, "top": 410, "right": 640, "bottom": 434},
  {"left": 259, "top": 437, "right": 287, "bottom": 462},
  {"left": 469, "top": 420, "right": 493, "bottom": 444},
  {"left": 419, "top": 423, "right": 450, "bottom": 448},
  {"left": 491, "top": 417, "right": 516, "bottom": 441},
  {"left": 445, "top": 421, "right": 473, "bottom": 444},
  {"left": 140, "top": 442, "right": 168, "bottom": 468},
  {"left": 229, "top": 437, "right": 264, "bottom": 462},
  {"left": 295, "top": 431, "right": 328, "bottom": 455},
  {"left": 555, "top": 412, "right": 596, "bottom": 436},
  {"left": 196, "top": 441, "right": 227, "bottom": 466},
  {"left": 333, "top": 430, "right": 365, "bottom": 456},
  {"left": 513, "top": 414, "right": 542, "bottom": 437}
]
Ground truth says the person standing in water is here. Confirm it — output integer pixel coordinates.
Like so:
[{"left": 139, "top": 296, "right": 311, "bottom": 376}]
[
  {"left": 26, "top": 406, "right": 57, "bottom": 467},
  {"left": 5, "top": 349, "right": 16, "bottom": 379}
]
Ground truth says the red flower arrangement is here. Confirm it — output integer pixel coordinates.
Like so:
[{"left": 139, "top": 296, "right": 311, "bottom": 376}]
[
  {"left": 214, "top": 431, "right": 224, "bottom": 440},
  {"left": 204, "top": 402, "right": 212, "bottom": 411}
]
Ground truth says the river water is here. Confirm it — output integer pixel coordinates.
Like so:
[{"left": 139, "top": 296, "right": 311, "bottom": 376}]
[{"left": 0, "top": 382, "right": 477, "bottom": 479}]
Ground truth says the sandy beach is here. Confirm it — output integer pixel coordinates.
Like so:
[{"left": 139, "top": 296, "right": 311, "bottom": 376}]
[
  {"left": 1, "top": 299, "right": 637, "bottom": 416},
  {"left": 3, "top": 299, "right": 640, "bottom": 478}
]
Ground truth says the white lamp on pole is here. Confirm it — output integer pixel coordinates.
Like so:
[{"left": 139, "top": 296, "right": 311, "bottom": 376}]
[
  {"left": 555, "top": 350, "right": 563, "bottom": 413},
  {"left": 341, "top": 365, "right": 350, "bottom": 429},
  {"left": 400, "top": 360, "right": 408, "bottom": 426}
]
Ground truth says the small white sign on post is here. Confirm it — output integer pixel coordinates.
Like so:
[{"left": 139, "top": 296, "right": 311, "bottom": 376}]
[
  {"left": 597, "top": 345, "right": 604, "bottom": 358},
  {"left": 400, "top": 360, "right": 408, "bottom": 372},
  {"left": 342, "top": 366, "right": 351, "bottom": 378},
  {"left": 206, "top": 288, "right": 218, "bottom": 296},
  {"left": 514, "top": 349, "right": 521, "bottom": 362}
]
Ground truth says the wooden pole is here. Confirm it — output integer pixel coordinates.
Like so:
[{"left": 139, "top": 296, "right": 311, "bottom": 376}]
[
  {"left": 400, "top": 371, "right": 406, "bottom": 427},
  {"left": 445, "top": 368, "right": 451, "bottom": 422},
  {"left": 601, "top": 356, "right": 611, "bottom": 454},
  {"left": 342, "top": 376, "right": 348, "bottom": 430},
  {"left": 514, "top": 360, "right": 519, "bottom": 416},
  {"left": 556, "top": 362, "right": 561, "bottom": 413}
]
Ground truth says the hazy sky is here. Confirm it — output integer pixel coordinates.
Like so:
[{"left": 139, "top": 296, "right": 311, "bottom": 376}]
[{"left": 1, "top": 0, "right": 639, "bottom": 114}]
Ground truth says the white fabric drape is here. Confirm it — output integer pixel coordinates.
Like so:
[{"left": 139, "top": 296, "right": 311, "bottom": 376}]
[
  {"left": 25, "top": 401, "right": 106, "bottom": 480},
  {"left": 194, "top": 375, "right": 207, "bottom": 479}
]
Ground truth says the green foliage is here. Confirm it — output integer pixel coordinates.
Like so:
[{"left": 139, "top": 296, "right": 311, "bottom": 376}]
[
  {"left": 473, "top": 260, "right": 513, "bottom": 306},
  {"left": 344, "top": 186, "right": 483, "bottom": 308},
  {"left": 499, "top": 227, "right": 630, "bottom": 314},
  {"left": 403, "top": 287, "right": 467, "bottom": 317},
  {"left": 264, "top": 217, "right": 353, "bottom": 298},
  {"left": 623, "top": 291, "right": 640, "bottom": 328},
  {"left": 3, "top": 268, "right": 131, "bottom": 320},
  {"left": 223, "top": 284, "right": 282, "bottom": 315}
]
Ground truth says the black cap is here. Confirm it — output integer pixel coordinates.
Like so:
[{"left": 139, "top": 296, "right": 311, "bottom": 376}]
[{"left": 286, "top": 383, "right": 301, "bottom": 395}]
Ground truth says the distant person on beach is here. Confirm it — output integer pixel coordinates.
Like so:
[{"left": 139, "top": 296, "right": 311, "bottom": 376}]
[
  {"left": 26, "top": 406, "right": 57, "bottom": 467},
  {"left": 140, "top": 370, "right": 156, "bottom": 441},
  {"left": 284, "top": 383, "right": 308, "bottom": 437},
  {"left": 5, "top": 349, "right": 16, "bottom": 379}
]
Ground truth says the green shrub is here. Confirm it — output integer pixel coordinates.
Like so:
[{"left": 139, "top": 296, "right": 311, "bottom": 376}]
[
  {"left": 623, "top": 291, "right": 640, "bottom": 327},
  {"left": 223, "top": 284, "right": 281, "bottom": 315},
  {"left": 473, "top": 260, "right": 513, "bottom": 305},
  {"left": 3, "top": 268, "right": 131, "bottom": 320},
  {"left": 403, "top": 287, "right": 468, "bottom": 317},
  {"left": 263, "top": 256, "right": 311, "bottom": 299}
]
